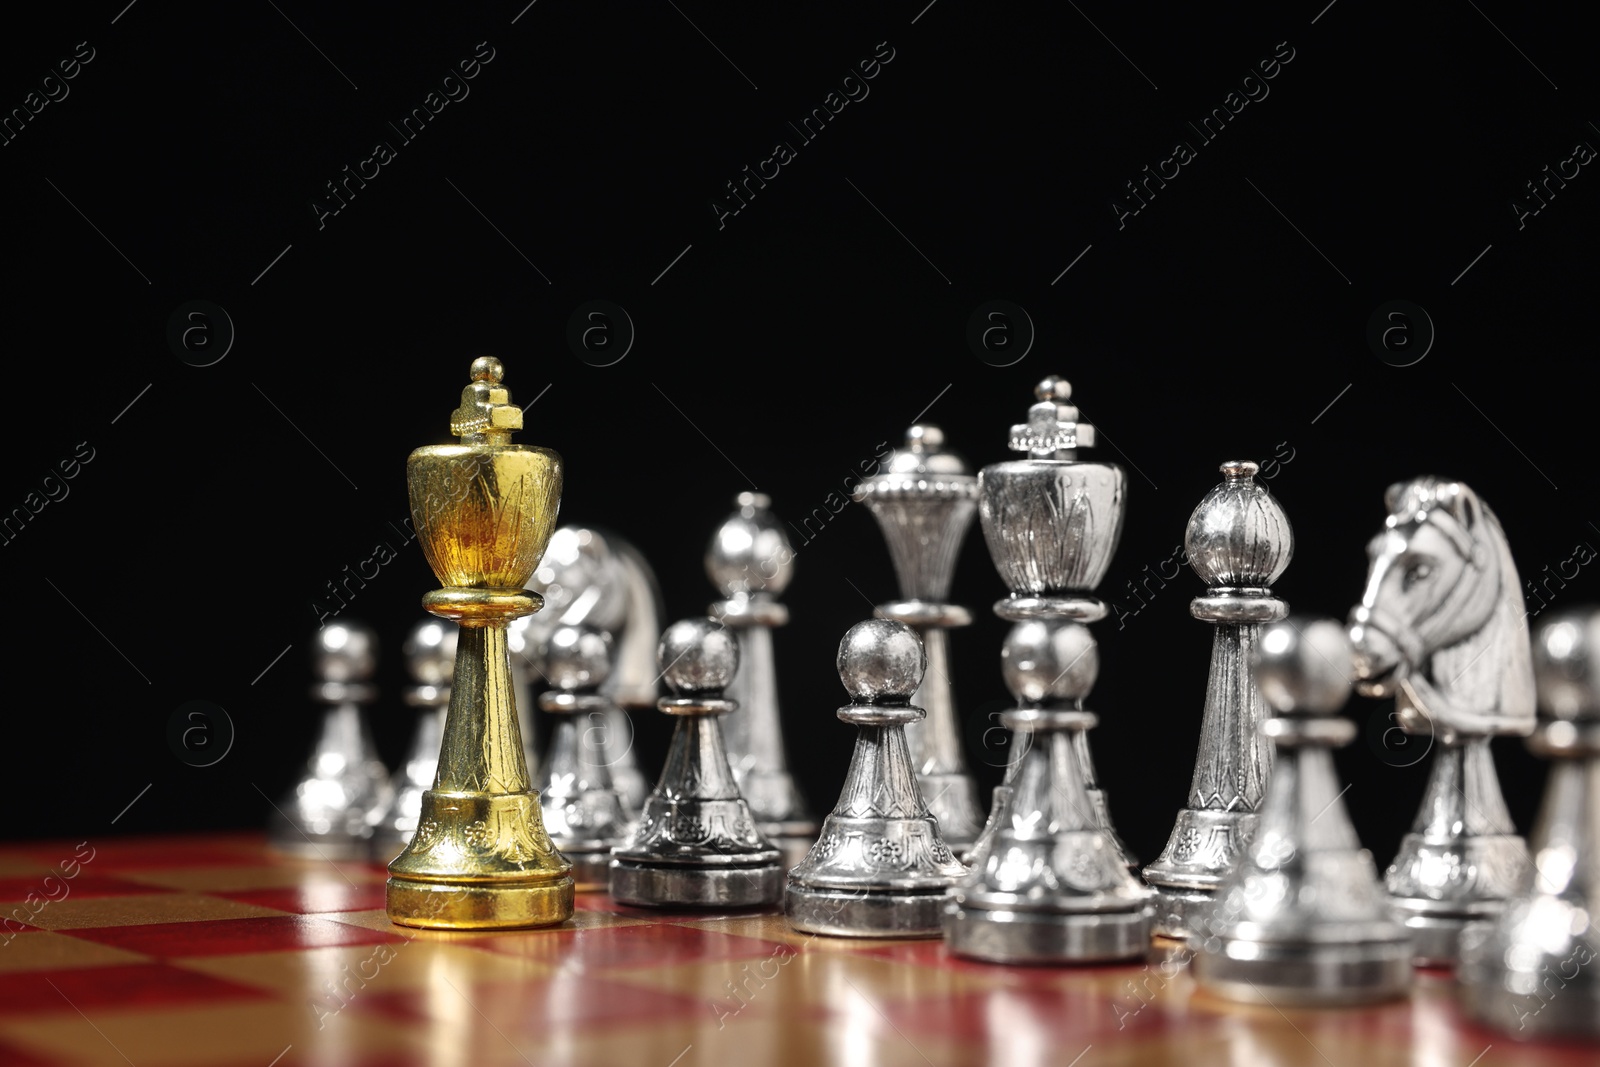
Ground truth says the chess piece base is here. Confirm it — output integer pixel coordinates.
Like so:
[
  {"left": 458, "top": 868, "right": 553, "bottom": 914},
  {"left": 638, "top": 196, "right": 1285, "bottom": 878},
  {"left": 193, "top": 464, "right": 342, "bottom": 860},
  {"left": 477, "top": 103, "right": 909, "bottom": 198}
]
[
  {"left": 386, "top": 875, "right": 574, "bottom": 930},
  {"left": 609, "top": 858, "right": 784, "bottom": 908},
  {"left": 1386, "top": 830, "right": 1525, "bottom": 965},
  {"left": 1144, "top": 808, "right": 1260, "bottom": 938},
  {"left": 943, "top": 902, "right": 1152, "bottom": 964},
  {"left": 1147, "top": 884, "right": 1216, "bottom": 941},
  {"left": 1461, "top": 983, "right": 1600, "bottom": 1040},
  {"left": 1192, "top": 936, "right": 1413, "bottom": 1005},
  {"left": 1388, "top": 906, "right": 1485, "bottom": 967},
  {"left": 784, "top": 883, "right": 948, "bottom": 939},
  {"left": 562, "top": 850, "right": 617, "bottom": 893}
]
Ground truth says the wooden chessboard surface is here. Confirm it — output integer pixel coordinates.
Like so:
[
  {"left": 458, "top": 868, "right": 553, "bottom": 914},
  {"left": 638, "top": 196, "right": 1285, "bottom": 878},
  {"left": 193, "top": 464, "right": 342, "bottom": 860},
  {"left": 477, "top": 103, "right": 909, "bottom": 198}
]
[{"left": 0, "top": 833, "right": 1591, "bottom": 1067}]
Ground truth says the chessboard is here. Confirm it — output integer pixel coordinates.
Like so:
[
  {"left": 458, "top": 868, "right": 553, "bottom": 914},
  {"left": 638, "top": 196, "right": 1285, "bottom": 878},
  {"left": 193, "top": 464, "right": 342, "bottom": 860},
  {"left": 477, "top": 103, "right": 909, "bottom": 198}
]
[{"left": 0, "top": 832, "right": 1589, "bottom": 1067}]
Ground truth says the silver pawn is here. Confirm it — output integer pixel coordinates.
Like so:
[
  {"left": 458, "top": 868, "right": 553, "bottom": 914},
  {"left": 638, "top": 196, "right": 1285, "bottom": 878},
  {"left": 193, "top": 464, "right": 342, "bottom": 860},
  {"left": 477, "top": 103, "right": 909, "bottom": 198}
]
[
  {"left": 372, "top": 620, "right": 457, "bottom": 861},
  {"left": 1192, "top": 618, "right": 1412, "bottom": 1005},
  {"left": 534, "top": 624, "right": 634, "bottom": 892},
  {"left": 854, "top": 425, "right": 985, "bottom": 850},
  {"left": 610, "top": 618, "right": 784, "bottom": 907},
  {"left": 269, "top": 621, "right": 394, "bottom": 859},
  {"left": 1460, "top": 609, "right": 1600, "bottom": 1038},
  {"left": 1144, "top": 460, "right": 1293, "bottom": 938},
  {"left": 1348, "top": 477, "right": 1535, "bottom": 965},
  {"left": 706, "top": 492, "right": 817, "bottom": 867},
  {"left": 786, "top": 620, "right": 968, "bottom": 937},
  {"left": 945, "top": 620, "right": 1153, "bottom": 963}
]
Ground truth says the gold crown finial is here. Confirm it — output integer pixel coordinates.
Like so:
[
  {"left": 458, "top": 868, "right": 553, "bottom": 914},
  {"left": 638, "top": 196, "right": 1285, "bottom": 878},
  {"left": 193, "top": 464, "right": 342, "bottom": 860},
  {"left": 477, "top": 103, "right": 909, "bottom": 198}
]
[{"left": 451, "top": 357, "right": 523, "bottom": 442}]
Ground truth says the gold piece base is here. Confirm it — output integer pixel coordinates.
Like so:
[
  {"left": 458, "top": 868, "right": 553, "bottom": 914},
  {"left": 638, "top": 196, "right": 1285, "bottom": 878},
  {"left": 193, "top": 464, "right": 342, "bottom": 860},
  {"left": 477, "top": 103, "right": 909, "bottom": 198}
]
[{"left": 386, "top": 874, "right": 574, "bottom": 930}]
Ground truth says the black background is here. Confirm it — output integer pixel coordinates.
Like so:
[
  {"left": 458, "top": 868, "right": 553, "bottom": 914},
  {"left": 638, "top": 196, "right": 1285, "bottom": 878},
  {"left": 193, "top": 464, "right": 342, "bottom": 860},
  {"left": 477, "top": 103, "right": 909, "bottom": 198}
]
[{"left": 2, "top": 0, "right": 1594, "bottom": 876}]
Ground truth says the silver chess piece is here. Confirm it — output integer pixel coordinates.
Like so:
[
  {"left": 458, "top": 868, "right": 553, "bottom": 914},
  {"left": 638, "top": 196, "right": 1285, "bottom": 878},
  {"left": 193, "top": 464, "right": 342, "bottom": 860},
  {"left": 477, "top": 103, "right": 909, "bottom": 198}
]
[
  {"left": 269, "top": 621, "right": 394, "bottom": 859},
  {"left": 1348, "top": 477, "right": 1535, "bottom": 965},
  {"left": 946, "top": 376, "right": 1151, "bottom": 964},
  {"left": 1144, "top": 460, "right": 1293, "bottom": 938},
  {"left": 945, "top": 621, "right": 1153, "bottom": 962},
  {"left": 1460, "top": 609, "right": 1600, "bottom": 1038},
  {"left": 534, "top": 624, "right": 633, "bottom": 892},
  {"left": 706, "top": 492, "right": 818, "bottom": 867},
  {"left": 786, "top": 619, "right": 968, "bottom": 937},
  {"left": 521, "top": 525, "right": 659, "bottom": 815},
  {"left": 1192, "top": 618, "right": 1412, "bottom": 1005},
  {"left": 610, "top": 617, "right": 784, "bottom": 907},
  {"left": 372, "top": 619, "right": 457, "bottom": 861},
  {"left": 854, "top": 425, "right": 985, "bottom": 850},
  {"left": 974, "top": 376, "right": 1135, "bottom": 866},
  {"left": 611, "top": 537, "right": 669, "bottom": 713}
]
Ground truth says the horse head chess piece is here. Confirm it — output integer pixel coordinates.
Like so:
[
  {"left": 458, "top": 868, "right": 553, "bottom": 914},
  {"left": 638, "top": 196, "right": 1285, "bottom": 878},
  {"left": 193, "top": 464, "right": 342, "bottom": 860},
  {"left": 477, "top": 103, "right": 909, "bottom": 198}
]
[
  {"left": 519, "top": 525, "right": 663, "bottom": 816},
  {"left": 1347, "top": 476, "right": 1536, "bottom": 964}
]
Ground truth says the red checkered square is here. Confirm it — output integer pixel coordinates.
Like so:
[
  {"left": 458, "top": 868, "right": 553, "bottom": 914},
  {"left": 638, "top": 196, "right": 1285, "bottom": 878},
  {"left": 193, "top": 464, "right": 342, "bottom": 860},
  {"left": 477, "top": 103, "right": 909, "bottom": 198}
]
[
  {"left": 61, "top": 916, "right": 406, "bottom": 958},
  {"left": 0, "top": 963, "right": 268, "bottom": 1016}
]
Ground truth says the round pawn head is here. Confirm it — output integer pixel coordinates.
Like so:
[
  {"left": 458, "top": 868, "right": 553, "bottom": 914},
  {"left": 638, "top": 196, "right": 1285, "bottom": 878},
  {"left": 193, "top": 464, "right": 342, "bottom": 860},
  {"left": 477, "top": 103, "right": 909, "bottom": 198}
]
[
  {"left": 1532, "top": 610, "right": 1600, "bottom": 722},
  {"left": 314, "top": 621, "right": 376, "bottom": 683},
  {"left": 658, "top": 618, "right": 739, "bottom": 696},
  {"left": 705, "top": 492, "right": 794, "bottom": 597},
  {"left": 402, "top": 619, "right": 457, "bottom": 687},
  {"left": 837, "top": 619, "right": 925, "bottom": 704},
  {"left": 542, "top": 624, "right": 614, "bottom": 693},
  {"left": 1253, "top": 618, "right": 1355, "bottom": 716},
  {"left": 1001, "top": 620, "right": 1098, "bottom": 704}
]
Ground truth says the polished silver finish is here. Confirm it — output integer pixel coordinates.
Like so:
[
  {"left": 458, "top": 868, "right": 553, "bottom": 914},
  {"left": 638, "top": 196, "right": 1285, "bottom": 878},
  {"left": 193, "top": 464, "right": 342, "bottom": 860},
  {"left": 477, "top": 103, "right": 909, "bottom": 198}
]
[
  {"left": 610, "top": 618, "right": 784, "bottom": 907},
  {"left": 1460, "top": 610, "right": 1600, "bottom": 1039},
  {"left": 1144, "top": 460, "right": 1293, "bottom": 938},
  {"left": 373, "top": 620, "right": 457, "bottom": 861},
  {"left": 270, "top": 621, "right": 394, "bottom": 860},
  {"left": 970, "top": 378, "right": 1135, "bottom": 870},
  {"left": 1348, "top": 477, "right": 1535, "bottom": 964},
  {"left": 786, "top": 620, "right": 967, "bottom": 937},
  {"left": 1192, "top": 619, "right": 1412, "bottom": 1005},
  {"left": 855, "top": 424, "right": 984, "bottom": 849},
  {"left": 707, "top": 492, "right": 817, "bottom": 866},
  {"left": 521, "top": 525, "right": 655, "bottom": 815},
  {"left": 945, "top": 624, "right": 1153, "bottom": 963},
  {"left": 978, "top": 378, "right": 1123, "bottom": 599},
  {"left": 534, "top": 624, "right": 633, "bottom": 891},
  {"left": 950, "top": 380, "right": 1150, "bottom": 964},
  {"left": 610, "top": 537, "right": 667, "bottom": 711}
]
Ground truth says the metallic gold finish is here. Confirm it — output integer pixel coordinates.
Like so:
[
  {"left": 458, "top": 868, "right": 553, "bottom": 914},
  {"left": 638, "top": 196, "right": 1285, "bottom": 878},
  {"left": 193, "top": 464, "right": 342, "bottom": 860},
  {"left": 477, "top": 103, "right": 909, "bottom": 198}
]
[{"left": 387, "top": 356, "right": 574, "bottom": 930}]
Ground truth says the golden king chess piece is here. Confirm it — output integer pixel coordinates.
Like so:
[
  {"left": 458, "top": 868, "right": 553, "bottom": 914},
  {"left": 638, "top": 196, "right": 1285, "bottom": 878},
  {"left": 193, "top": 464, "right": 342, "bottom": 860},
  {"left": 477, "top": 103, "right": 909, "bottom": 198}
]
[{"left": 386, "top": 356, "right": 574, "bottom": 929}]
